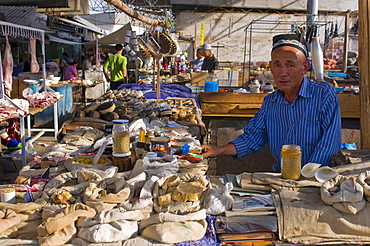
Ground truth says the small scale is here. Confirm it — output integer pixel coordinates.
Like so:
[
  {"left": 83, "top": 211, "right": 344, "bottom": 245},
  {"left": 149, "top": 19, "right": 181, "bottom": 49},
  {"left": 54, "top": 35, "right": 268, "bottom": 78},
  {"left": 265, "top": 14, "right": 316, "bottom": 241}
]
[{"left": 22, "top": 79, "right": 40, "bottom": 98}]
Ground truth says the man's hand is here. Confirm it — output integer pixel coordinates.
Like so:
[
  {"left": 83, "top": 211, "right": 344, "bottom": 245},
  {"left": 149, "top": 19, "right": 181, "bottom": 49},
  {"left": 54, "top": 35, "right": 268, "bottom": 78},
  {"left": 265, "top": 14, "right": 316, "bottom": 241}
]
[
  {"left": 201, "top": 144, "right": 216, "bottom": 159},
  {"left": 201, "top": 143, "right": 237, "bottom": 159}
]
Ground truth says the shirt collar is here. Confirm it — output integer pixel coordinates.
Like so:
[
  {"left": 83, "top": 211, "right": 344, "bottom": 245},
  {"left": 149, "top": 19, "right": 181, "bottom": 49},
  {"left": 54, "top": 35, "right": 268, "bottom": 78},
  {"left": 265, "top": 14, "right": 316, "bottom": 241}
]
[{"left": 274, "top": 77, "right": 311, "bottom": 103}]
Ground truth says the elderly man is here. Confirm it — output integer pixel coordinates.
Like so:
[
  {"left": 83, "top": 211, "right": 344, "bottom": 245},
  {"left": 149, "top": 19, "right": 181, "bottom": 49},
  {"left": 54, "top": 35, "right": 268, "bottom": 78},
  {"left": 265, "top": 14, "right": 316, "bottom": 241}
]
[
  {"left": 201, "top": 34, "right": 341, "bottom": 172},
  {"left": 200, "top": 43, "right": 219, "bottom": 72}
]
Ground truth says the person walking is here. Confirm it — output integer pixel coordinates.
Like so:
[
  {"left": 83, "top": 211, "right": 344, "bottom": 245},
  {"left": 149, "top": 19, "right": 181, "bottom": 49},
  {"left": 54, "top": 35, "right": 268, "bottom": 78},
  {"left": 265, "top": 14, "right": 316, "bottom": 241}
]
[{"left": 103, "top": 44, "right": 128, "bottom": 90}]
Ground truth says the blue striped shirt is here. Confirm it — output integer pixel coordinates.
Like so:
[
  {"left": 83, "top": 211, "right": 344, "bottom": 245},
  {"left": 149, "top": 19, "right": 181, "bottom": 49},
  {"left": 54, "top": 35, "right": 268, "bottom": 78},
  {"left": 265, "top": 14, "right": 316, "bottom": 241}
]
[{"left": 231, "top": 77, "right": 341, "bottom": 172}]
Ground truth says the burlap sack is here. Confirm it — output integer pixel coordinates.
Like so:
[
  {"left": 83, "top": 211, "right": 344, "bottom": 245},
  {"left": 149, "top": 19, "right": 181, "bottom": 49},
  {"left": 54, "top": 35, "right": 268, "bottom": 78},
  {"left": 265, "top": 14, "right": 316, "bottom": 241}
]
[
  {"left": 120, "top": 176, "right": 158, "bottom": 213},
  {"left": 0, "top": 209, "right": 20, "bottom": 234},
  {"left": 153, "top": 173, "right": 209, "bottom": 214},
  {"left": 37, "top": 203, "right": 96, "bottom": 246},
  {"left": 63, "top": 158, "right": 113, "bottom": 172},
  {"left": 77, "top": 219, "right": 138, "bottom": 243},
  {"left": 43, "top": 171, "right": 93, "bottom": 197},
  {"left": 82, "top": 180, "right": 130, "bottom": 204},
  {"left": 357, "top": 171, "right": 370, "bottom": 202},
  {"left": 139, "top": 209, "right": 207, "bottom": 244},
  {"left": 3, "top": 219, "right": 42, "bottom": 240},
  {"left": 124, "top": 236, "right": 173, "bottom": 246},
  {"left": 61, "top": 127, "right": 104, "bottom": 146},
  {"left": 71, "top": 237, "right": 124, "bottom": 246},
  {"left": 321, "top": 175, "right": 365, "bottom": 214},
  {"left": 0, "top": 198, "right": 47, "bottom": 214},
  {"left": 19, "top": 161, "right": 66, "bottom": 177},
  {"left": 75, "top": 166, "right": 118, "bottom": 183}
]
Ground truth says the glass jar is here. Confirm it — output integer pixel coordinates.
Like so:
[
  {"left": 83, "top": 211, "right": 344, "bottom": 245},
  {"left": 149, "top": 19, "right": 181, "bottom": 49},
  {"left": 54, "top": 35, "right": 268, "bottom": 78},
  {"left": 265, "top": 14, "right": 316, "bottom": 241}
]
[
  {"left": 281, "top": 144, "right": 301, "bottom": 180},
  {"left": 112, "top": 119, "right": 130, "bottom": 156},
  {"left": 112, "top": 153, "right": 132, "bottom": 172},
  {"left": 150, "top": 137, "right": 171, "bottom": 157}
]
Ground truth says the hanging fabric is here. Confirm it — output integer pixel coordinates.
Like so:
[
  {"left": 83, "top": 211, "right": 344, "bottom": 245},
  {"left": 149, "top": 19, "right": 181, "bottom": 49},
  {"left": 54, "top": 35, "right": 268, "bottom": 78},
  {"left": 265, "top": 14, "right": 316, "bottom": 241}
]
[{"left": 30, "top": 38, "right": 40, "bottom": 73}]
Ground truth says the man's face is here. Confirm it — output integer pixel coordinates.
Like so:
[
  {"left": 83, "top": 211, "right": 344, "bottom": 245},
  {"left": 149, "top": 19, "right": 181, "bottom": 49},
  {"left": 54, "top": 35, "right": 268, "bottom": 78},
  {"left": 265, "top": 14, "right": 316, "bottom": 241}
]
[
  {"left": 201, "top": 49, "right": 211, "bottom": 58},
  {"left": 196, "top": 50, "right": 204, "bottom": 59},
  {"left": 269, "top": 46, "right": 309, "bottom": 93}
]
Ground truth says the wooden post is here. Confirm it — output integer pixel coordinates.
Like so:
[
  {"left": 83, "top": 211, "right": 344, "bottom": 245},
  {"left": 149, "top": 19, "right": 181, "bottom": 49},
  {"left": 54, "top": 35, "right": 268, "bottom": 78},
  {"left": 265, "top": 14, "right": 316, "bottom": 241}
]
[
  {"left": 342, "top": 10, "right": 350, "bottom": 73},
  {"left": 358, "top": 0, "right": 370, "bottom": 149},
  {"left": 156, "top": 58, "right": 161, "bottom": 99}
]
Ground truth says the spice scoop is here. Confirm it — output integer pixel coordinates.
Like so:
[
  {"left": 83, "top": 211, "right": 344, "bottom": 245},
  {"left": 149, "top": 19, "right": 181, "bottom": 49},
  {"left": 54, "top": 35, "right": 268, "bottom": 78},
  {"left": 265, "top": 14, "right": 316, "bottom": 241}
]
[
  {"left": 315, "top": 166, "right": 339, "bottom": 183},
  {"left": 301, "top": 163, "right": 322, "bottom": 178}
]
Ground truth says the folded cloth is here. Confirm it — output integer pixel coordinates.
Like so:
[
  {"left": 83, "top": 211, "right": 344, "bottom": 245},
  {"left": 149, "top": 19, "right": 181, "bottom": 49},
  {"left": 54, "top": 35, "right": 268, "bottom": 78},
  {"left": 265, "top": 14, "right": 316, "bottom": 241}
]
[
  {"left": 252, "top": 172, "right": 320, "bottom": 189},
  {"left": 272, "top": 186, "right": 370, "bottom": 244}
]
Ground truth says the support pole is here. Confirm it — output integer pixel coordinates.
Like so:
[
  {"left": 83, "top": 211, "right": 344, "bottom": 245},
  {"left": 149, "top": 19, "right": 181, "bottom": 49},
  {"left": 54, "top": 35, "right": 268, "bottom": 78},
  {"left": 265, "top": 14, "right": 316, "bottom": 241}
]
[
  {"left": 156, "top": 58, "right": 161, "bottom": 99},
  {"left": 342, "top": 10, "right": 350, "bottom": 73},
  {"left": 358, "top": 0, "right": 370, "bottom": 149}
]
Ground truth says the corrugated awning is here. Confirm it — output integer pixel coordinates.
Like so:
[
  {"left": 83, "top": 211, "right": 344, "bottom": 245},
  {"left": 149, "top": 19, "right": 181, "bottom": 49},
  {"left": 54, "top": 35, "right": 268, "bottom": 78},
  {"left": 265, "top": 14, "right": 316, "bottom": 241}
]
[
  {"left": 56, "top": 17, "right": 105, "bottom": 34},
  {"left": 47, "top": 34, "right": 83, "bottom": 45}
]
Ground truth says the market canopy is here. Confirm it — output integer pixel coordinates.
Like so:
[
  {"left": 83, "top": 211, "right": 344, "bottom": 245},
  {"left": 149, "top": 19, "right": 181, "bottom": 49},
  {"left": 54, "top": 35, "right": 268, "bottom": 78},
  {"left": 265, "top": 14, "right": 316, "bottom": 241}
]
[{"left": 84, "top": 22, "right": 132, "bottom": 47}]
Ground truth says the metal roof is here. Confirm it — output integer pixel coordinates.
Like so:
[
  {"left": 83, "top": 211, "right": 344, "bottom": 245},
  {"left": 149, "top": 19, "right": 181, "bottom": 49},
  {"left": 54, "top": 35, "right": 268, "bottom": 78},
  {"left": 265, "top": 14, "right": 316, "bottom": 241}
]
[{"left": 0, "top": 5, "right": 37, "bottom": 26}]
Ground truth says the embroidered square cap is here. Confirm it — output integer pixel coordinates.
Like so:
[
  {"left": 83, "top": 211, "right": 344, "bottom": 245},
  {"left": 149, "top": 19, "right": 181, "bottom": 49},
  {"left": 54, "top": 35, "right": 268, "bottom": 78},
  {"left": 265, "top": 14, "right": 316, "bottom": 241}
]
[{"left": 272, "top": 33, "right": 308, "bottom": 57}]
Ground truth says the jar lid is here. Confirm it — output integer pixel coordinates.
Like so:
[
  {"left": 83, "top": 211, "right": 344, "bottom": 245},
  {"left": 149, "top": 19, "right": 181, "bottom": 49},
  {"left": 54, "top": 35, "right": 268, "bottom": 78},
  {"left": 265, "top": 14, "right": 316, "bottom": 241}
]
[
  {"left": 113, "top": 151, "right": 131, "bottom": 157},
  {"left": 282, "top": 144, "right": 301, "bottom": 151},
  {"left": 150, "top": 137, "right": 170, "bottom": 143},
  {"left": 112, "top": 119, "right": 129, "bottom": 125}
]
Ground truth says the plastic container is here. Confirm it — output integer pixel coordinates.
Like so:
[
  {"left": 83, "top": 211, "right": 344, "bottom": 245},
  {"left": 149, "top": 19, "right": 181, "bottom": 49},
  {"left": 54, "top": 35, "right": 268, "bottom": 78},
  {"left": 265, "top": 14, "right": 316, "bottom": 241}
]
[
  {"left": 112, "top": 119, "right": 130, "bottom": 156},
  {"left": 143, "top": 154, "right": 178, "bottom": 178},
  {"left": 281, "top": 145, "right": 301, "bottom": 180},
  {"left": 0, "top": 188, "right": 16, "bottom": 204},
  {"left": 204, "top": 74, "right": 219, "bottom": 92}
]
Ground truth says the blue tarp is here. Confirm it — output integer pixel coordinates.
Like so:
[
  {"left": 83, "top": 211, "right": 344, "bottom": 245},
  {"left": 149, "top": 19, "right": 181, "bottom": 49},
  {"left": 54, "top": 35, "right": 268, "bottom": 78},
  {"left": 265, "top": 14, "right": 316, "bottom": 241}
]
[{"left": 117, "top": 83, "right": 200, "bottom": 107}]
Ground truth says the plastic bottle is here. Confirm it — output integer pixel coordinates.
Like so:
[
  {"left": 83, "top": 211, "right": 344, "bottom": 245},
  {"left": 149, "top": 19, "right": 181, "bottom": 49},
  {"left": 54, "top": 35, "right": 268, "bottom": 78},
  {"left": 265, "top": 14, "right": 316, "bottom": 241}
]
[
  {"left": 204, "top": 73, "right": 219, "bottom": 92},
  {"left": 281, "top": 145, "right": 302, "bottom": 180}
]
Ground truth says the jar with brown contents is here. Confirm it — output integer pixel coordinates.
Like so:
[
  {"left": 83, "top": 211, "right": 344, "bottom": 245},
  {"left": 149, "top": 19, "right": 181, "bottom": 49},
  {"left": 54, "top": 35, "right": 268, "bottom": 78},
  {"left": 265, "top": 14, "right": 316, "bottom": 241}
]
[
  {"left": 281, "top": 144, "right": 301, "bottom": 180},
  {"left": 112, "top": 119, "right": 131, "bottom": 155}
]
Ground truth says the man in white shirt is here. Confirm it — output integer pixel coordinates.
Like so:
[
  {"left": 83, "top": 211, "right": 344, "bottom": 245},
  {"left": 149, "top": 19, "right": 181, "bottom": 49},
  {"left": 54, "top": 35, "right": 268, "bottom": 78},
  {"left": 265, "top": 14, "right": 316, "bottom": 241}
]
[{"left": 190, "top": 48, "right": 205, "bottom": 71}]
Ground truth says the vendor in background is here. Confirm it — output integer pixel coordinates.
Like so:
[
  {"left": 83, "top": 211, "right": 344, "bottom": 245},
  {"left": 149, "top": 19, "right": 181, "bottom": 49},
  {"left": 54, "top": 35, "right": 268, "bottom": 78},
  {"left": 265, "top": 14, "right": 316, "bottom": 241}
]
[
  {"left": 82, "top": 54, "right": 94, "bottom": 78},
  {"left": 65, "top": 61, "right": 79, "bottom": 80},
  {"left": 201, "top": 33, "right": 341, "bottom": 172},
  {"left": 200, "top": 43, "right": 219, "bottom": 72},
  {"left": 189, "top": 48, "right": 205, "bottom": 72},
  {"left": 103, "top": 44, "right": 128, "bottom": 90},
  {"left": 60, "top": 52, "right": 73, "bottom": 80}
]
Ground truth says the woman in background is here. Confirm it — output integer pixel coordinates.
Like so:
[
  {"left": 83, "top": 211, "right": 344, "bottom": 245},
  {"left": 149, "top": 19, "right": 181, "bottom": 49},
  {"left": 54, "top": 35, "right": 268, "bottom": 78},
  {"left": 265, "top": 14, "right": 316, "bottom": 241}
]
[{"left": 65, "top": 61, "right": 79, "bottom": 80}]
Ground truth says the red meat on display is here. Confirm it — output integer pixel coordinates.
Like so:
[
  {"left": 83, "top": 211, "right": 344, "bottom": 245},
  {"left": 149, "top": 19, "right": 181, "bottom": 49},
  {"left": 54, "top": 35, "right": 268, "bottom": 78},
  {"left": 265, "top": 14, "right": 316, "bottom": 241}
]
[{"left": 2, "top": 35, "right": 13, "bottom": 96}]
